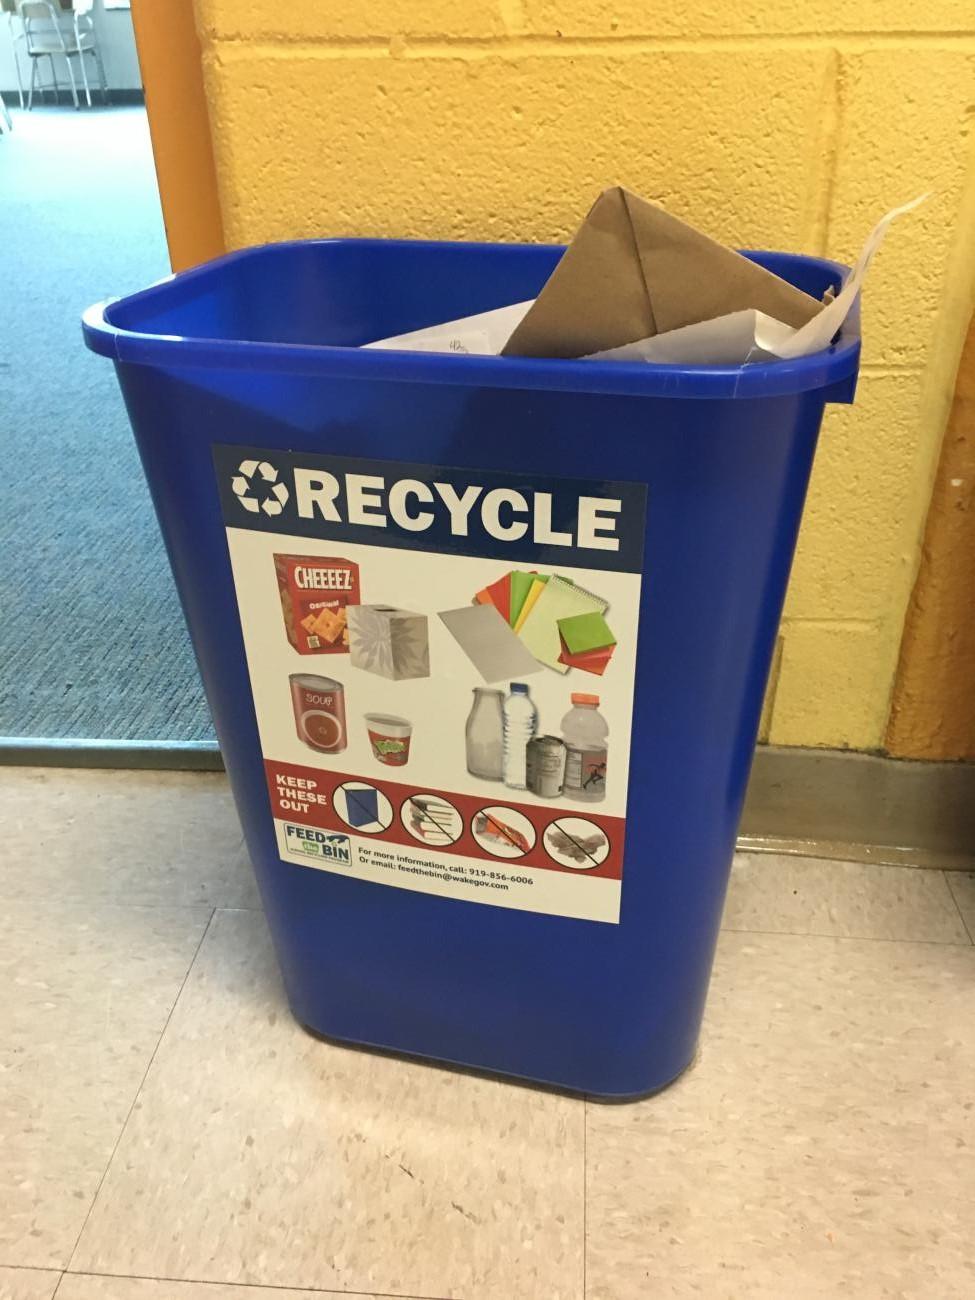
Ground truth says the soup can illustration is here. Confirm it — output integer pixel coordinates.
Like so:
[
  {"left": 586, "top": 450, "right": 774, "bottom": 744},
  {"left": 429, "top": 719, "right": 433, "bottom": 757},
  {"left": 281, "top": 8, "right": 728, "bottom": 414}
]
[{"left": 289, "top": 674, "right": 347, "bottom": 754}]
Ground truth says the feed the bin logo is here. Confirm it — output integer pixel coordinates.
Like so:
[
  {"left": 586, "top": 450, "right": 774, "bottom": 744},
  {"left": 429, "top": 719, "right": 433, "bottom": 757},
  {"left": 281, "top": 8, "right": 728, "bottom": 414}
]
[
  {"left": 284, "top": 825, "right": 352, "bottom": 863},
  {"left": 232, "top": 459, "right": 290, "bottom": 516}
]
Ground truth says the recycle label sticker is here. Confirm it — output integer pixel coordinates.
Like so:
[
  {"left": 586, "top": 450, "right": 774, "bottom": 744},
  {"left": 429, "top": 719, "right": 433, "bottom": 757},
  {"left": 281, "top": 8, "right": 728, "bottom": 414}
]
[{"left": 216, "top": 444, "right": 646, "bottom": 924}]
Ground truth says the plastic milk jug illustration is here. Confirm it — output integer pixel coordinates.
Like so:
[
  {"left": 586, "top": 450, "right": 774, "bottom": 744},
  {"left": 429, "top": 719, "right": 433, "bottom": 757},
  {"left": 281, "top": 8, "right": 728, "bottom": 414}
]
[
  {"left": 561, "top": 693, "right": 608, "bottom": 802},
  {"left": 502, "top": 683, "right": 539, "bottom": 790},
  {"left": 466, "top": 687, "right": 505, "bottom": 780}
]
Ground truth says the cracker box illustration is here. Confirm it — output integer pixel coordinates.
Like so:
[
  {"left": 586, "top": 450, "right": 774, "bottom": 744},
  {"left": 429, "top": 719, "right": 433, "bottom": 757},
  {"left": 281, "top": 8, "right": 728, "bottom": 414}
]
[
  {"left": 347, "top": 604, "right": 430, "bottom": 680},
  {"left": 274, "top": 554, "right": 360, "bottom": 655}
]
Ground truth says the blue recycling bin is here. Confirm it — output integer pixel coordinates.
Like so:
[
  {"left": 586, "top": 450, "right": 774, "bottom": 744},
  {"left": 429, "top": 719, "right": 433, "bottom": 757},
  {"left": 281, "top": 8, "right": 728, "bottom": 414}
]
[{"left": 83, "top": 238, "right": 859, "bottom": 1098}]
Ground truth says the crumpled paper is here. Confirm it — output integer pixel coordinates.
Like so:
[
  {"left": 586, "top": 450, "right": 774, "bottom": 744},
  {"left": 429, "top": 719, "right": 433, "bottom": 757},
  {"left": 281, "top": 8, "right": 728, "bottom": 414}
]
[
  {"left": 364, "top": 191, "right": 926, "bottom": 366},
  {"left": 589, "top": 194, "right": 927, "bottom": 365}
]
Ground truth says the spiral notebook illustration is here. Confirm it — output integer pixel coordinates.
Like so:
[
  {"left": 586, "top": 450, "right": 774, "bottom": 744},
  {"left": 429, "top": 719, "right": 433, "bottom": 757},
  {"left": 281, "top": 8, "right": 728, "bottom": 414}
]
[{"left": 517, "top": 575, "right": 608, "bottom": 672}]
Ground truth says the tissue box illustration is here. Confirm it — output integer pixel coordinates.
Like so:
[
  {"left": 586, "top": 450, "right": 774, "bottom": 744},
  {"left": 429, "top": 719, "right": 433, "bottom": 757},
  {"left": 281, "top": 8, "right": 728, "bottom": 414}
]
[{"left": 347, "top": 605, "right": 430, "bottom": 681}]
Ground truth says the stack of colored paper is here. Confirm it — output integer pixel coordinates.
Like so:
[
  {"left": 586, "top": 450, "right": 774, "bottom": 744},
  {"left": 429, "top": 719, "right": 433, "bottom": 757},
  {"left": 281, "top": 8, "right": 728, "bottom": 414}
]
[
  {"left": 557, "top": 610, "right": 617, "bottom": 675},
  {"left": 474, "top": 570, "right": 547, "bottom": 629},
  {"left": 472, "top": 570, "right": 617, "bottom": 676}
]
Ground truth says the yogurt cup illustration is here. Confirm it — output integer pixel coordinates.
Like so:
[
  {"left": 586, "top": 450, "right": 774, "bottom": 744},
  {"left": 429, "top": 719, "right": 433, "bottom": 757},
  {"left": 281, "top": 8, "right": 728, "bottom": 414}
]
[{"left": 365, "top": 713, "right": 413, "bottom": 766}]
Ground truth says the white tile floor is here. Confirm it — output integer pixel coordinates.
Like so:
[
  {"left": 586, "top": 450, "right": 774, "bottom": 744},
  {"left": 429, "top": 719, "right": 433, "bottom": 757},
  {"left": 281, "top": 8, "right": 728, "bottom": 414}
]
[{"left": 1, "top": 767, "right": 973, "bottom": 1300}]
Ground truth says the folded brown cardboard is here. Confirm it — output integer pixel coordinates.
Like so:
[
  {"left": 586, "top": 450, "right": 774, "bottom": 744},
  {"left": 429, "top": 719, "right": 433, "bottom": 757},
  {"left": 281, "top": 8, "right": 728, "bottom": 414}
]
[{"left": 502, "top": 186, "right": 823, "bottom": 360}]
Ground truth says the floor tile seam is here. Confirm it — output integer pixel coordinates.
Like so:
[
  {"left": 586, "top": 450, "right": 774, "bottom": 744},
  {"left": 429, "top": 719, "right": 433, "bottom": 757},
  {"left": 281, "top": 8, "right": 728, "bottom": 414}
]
[
  {"left": 56, "top": 1267, "right": 450, "bottom": 1299},
  {"left": 943, "top": 871, "right": 975, "bottom": 945},
  {"left": 720, "top": 923, "right": 975, "bottom": 948},
  {"left": 63, "top": 910, "right": 218, "bottom": 1272}
]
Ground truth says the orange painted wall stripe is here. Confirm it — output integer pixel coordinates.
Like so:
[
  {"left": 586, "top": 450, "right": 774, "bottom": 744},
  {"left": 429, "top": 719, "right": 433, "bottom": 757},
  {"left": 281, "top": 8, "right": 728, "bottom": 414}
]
[
  {"left": 130, "top": 0, "right": 224, "bottom": 273},
  {"left": 886, "top": 314, "right": 975, "bottom": 761}
]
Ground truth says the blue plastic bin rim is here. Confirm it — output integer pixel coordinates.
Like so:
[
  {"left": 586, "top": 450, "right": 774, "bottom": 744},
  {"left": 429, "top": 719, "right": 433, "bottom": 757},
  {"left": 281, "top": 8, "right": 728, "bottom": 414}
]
[{"left": 82, "top": 237, "right": 861, "bottom": 402}]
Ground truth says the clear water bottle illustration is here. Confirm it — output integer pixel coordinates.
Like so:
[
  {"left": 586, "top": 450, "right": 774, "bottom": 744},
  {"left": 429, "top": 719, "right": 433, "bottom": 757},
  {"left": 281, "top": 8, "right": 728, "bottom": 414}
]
[
  {"left": 502, "top": 682, "right": 538, "bottom": 790},
  {"left": 561, "top": 693, "right": 609, "bottom": 802},
  {"left": 465, "top": 687, "right": 504, "bottom": 780}
]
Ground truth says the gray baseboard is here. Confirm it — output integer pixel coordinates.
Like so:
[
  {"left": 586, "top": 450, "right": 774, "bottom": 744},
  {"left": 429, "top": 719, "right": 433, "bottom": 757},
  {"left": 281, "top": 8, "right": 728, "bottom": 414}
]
[
  {"left": 0, "top": 737, "right": 971, "bottom": 868},
  {"left": 0, "top": 89, "right": 144, "bottom": 106},
  {"left": 741, "top": 746, "right": 975, "bottom": 870},
  {"left": 0, "top": 737, "right": 223, "bottom": 771}
]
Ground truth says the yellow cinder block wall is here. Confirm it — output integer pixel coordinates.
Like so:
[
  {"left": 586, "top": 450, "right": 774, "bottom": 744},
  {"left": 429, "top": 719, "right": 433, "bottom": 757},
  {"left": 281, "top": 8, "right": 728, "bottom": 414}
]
[{"left": 192, "top": 0, "right": 975, "bottom": 751}]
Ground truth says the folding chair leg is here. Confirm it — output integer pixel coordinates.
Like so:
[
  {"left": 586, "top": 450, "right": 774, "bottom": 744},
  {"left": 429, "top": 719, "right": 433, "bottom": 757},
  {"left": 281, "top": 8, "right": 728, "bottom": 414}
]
[
  {"left": 79, "top": 47, "right": 92, "bottom": 108},
  {"left": 27, "top": 58, "right": 36, "bottom": 112},
  {"left": 64, "top": 53, "right": 80, "bottom": 110},
  {"left": 0, "top": 92, "right": 11, "bottom": 133},
  {"left": 94, "top": 45, "right": 109, "bottom": 105},
  {"left": 11, "top": 30, "right": 25, "bottom": 109}
]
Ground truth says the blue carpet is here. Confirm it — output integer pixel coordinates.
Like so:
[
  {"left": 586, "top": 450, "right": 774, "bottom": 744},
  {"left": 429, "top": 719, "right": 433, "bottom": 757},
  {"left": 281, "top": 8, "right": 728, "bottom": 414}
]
[{"left": 0, "top": 106, "right": 214, "bottom": 741}]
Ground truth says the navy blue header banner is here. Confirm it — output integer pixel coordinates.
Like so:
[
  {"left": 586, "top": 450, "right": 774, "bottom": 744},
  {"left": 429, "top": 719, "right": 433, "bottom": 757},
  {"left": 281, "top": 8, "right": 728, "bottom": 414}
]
[{"left": 214, "top": 445, "right": 647, "bottom": 575}]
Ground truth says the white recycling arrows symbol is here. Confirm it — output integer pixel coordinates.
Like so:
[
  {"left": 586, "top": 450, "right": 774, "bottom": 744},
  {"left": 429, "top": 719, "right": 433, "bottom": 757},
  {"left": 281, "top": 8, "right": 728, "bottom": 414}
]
[{"left": 231, "top": 459, "right": 290, "bottom": 516}]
